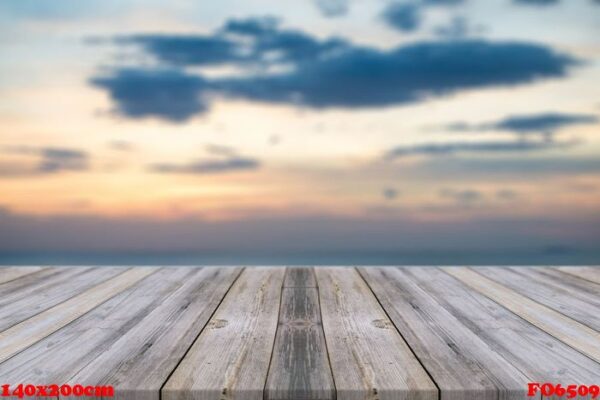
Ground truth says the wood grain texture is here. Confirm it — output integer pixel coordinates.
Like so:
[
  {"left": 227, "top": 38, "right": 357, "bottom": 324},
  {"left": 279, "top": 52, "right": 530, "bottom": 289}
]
[
  {"left": 394, "top": 268, "right": 600, "bottom": 390},
  {"left": 283, "top": 267, "right": 317, "bottom": 288},
  {"left": 474, "top": 267, "right": 600, "bottom": 331},
  {"left": 162, "top": 267, "right": 285, "bottom": 400},
  {"left": 265, "top": 268, "right": 335, "bottom": 400},
  {"left": 443, "top": 267, "right": 600, "bottom": 365},
  {"left": 316, "top": 267, "right": 437, "bottom": 400},
  {"left": 556, "top": 266, "right": 600, "bottom": 285},
  {"left": 0, "top": 268, "right": 178, "bottom": 385},
  {"left": 0, "top": 267, "right": 45, "bottom": 285},
  {"left": 0, "top": 267, "right": 124, "bottom": 331},
  {"left": 359, "top": 267, "right": 530, "bottom": 400},
  {"left": 67, "top": 267, "right": 241, "bottom": 400},
  {"left": 0, "top": 267, "right": 156, "bottom": 364},
  {"left": 0, "top": 266, "right": 598, "bottom": 400}
]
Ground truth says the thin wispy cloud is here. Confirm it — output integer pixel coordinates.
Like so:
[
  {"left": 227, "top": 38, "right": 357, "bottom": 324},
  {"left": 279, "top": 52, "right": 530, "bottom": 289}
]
[
  {"left": 149, "top": 148, "right": 260, "bottom": 174},
  {"left": 513, "top": 0, "right": 559, "bottom": 6},
  {"left": 384, "top": 138, "right": 577, "bottom": 160},
  {"left": 440, "top": 188, "right": 482, "bottom": 204},
  {"left": 314, "top": 0, "right": 349, "bottom": 17},
  {"left": 0, "top": 146, "right": 89, "bottom": 177},
  {"left": 446, "top": 112, "right": 598, "bottom": 136},
  {"left": 434, "top": 17, "right": 485, "bottom": 38}
]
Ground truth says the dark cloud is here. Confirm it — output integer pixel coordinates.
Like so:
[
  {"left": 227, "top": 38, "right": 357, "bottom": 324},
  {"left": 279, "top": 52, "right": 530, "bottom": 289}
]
[
  {"left": 314, "top": 0, "right": 349, "bottom": 17},
  {"left": 213, "top": 40, "right": 576, "bottom": 108},
  {"left": 93, "top": 18, "right": 579, "bottom": 121},
  {"left": 447, "top": 112, "right": 598, "bottom": 136},
  {"left": 513, "top": 0, "right": 559, "bottom": 5},
  {"left": 119, "top": 35, "right": 243, "bottom": 66},
  {"left": 91, "top": 69, "right": 208, "bottom": 122},
  {"left": 383, "top": 187, "right": 399, "bottom": 200},
  {"left": 0, "top": 146, "right": 89, "bottom": 177},
  {"left": 123, "top": 18, "right": 349, "bottom": 68},
  {"left": 382, "top": 3, "right": 421, "bottom": 32},
  {"left": 385, "top": 138, "right": 577, "bottom": 160}
]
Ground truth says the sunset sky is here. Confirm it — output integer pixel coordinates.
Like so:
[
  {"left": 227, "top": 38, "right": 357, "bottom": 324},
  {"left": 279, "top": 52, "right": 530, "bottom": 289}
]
[{"left": 1, "top": 0, "right": 599, "bottom": 263}]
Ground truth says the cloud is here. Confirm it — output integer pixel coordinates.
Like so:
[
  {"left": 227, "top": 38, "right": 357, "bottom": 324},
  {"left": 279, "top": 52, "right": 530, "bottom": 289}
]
[
  {"left": 92, "top": 19, "right": 579, "bottom": 122},
  {"left": 381, "top": 0, "right": 465, "bottom": 33},
  {"left": 440, "top": 188, "right": 482, "bottom": 204},
  {"left": 0, "top": 146, "right": 89, "bottom": 177},
  {"left": 385, "top": 138, "right": 577, "bottom": 160},
  {"left": 119, "top": 35, "right": 244, "bottom": 66},
  {"left": 383, "top": 187, "right": 400, "bottom": 200},
  {"left": 314, "top": 0, "right": 349, "bottom": 17},
  {"left": 406, "top": 156, "right": 600, "bottom": 180},
  {"left": 447, "top": 112, "right": 598, "bottom": 135},
  {"left": 204, "top": 144, "right": 237, "bottom": 157},
  {"left": 381, "top": 3, "right": 421, "bottom": 32},
  {"left": 121, "top": 17, "right": 349, "bottom": 68},
  {"left": 108, "top": 140, "right": 134, "bottom": 151},
  {"left": 496, "top": 189, "right": 518, "bottom": 200},
  {"left": 434, "top": 16, "right": 486, "bottom": 38},
  {"left": 150, "top": 157, "right": 259, "bottom": 174},
  {"left": 491, "top": 113, "right": 597, "bottom": 133},
  {"left": 513, "top": 0, "right": 559, "bottom": 5},
  {"left": 149, "top": 147, "right": 260, "bottom": 174},
  {"left": 91, "top": 69, "right": 208, "bottom": 122}
]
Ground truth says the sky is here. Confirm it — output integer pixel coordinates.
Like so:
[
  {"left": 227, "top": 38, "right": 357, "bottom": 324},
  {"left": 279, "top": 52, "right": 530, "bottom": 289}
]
[{"left": 0, "top": 0, "right": 599, "bottom": 264}]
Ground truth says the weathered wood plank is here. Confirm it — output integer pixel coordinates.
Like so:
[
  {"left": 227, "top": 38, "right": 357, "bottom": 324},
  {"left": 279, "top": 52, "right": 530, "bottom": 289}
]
[
  {"left": 316, "top": 267, "right": 437, "bottom": 400},
  {"left": 531, "top": 267, "right": 600, "bottom": 296},
  {"left": 0, "top": 267, "right": 156, "bottom": 364},
  {"left": 162, "top": 267, "right": 285, "bottom": 400},
  {"left": 0, "top": 267, "right": 125, "bottom": 331},
  {"left": 0, "top": 267, "right": 45, "bottom": 285},
  {"left": 359, "top": 267, "right": 531, "bottom": 400},
  {"left": 428, "top": 267, "right": 600, "bottom": 399},
  {"left": 474, "top": 267, "right": 600, "bottom": 331},
  {"left": 265, "top": 268, "right": 335, "bottom": 400},
  {"left": 283, "top": 267, "right": 317, "bottom": 288},
  {"left": 556, "top": 267, "right": 600, "bottom": 285},
  {"left": 443, "top": 267, "right": 600, "bottom": 364},
  {"left": 0, "top": 267, "right": 79, "bottom": 299},
  {"left": 366, "top": 267, "right": 600, "bottom": 400},
  {"left": 65, "top": 267, "right": 241, "bottom": 400},
  {"left": 0, "top": 268, "right": 178, "bottom": 385}
]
